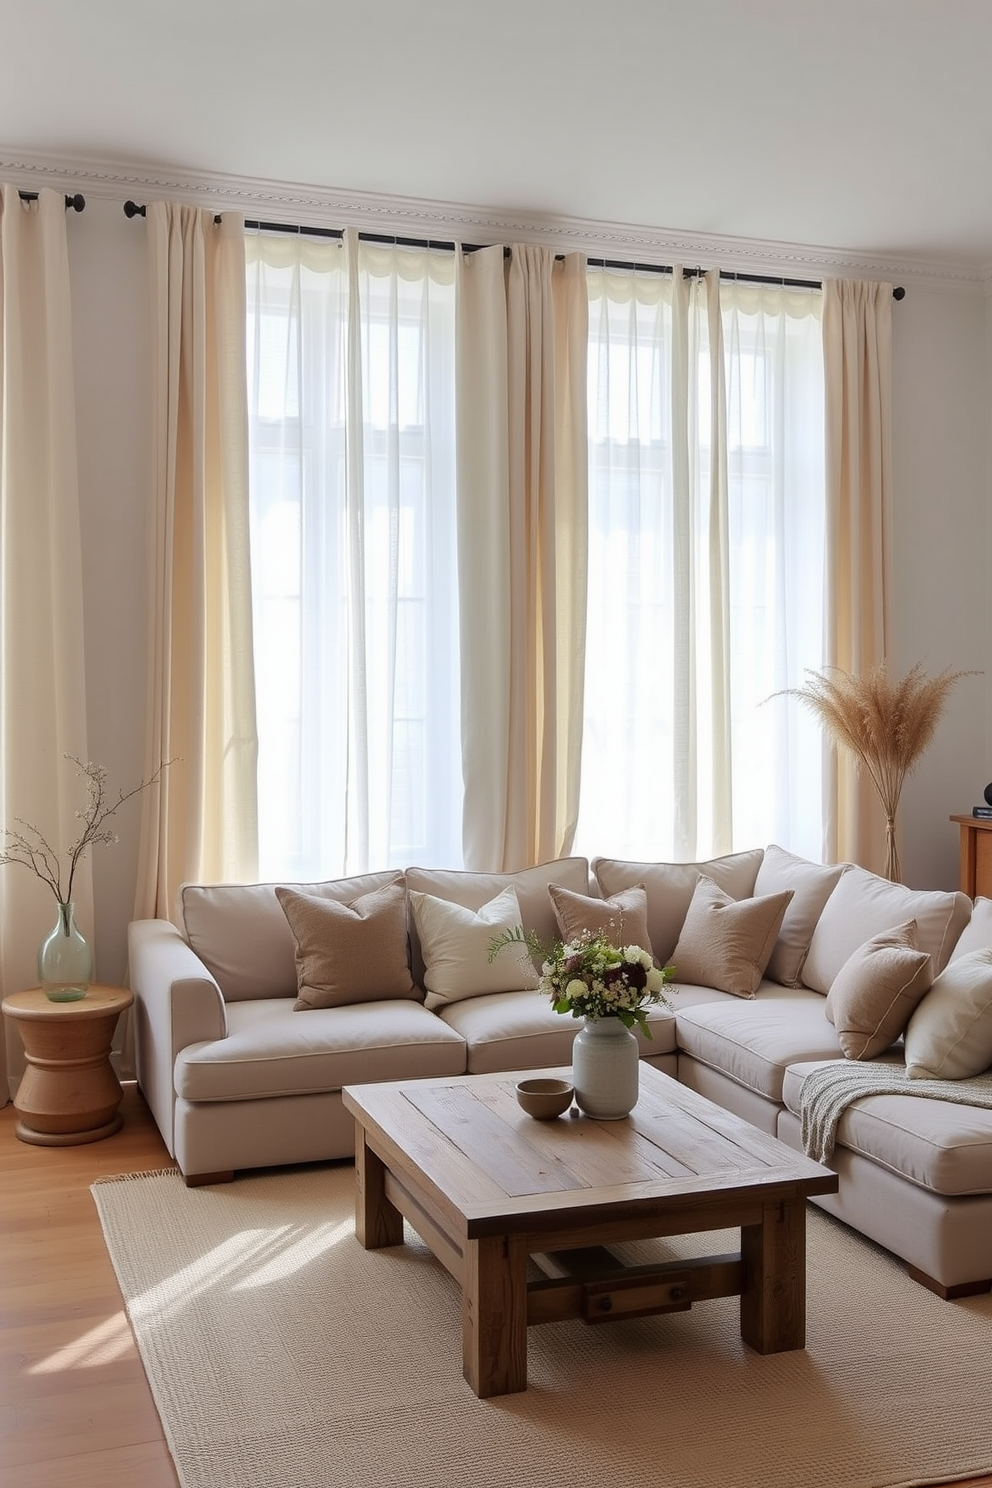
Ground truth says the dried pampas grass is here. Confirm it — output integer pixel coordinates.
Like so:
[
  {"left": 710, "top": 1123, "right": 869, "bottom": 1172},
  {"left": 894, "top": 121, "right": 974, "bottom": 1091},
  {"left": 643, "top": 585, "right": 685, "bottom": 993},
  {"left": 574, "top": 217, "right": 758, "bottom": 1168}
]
[{"left": 781, "top": 663, "right": 975, "bottom": 881}]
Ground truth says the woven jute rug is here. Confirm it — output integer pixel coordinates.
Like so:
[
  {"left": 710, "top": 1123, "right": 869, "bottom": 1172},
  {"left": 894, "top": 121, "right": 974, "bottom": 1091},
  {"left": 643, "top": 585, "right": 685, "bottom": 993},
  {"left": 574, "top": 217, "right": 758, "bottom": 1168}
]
[{"left": 92, "top": 1164, "right": 992, "bottom": 1488}]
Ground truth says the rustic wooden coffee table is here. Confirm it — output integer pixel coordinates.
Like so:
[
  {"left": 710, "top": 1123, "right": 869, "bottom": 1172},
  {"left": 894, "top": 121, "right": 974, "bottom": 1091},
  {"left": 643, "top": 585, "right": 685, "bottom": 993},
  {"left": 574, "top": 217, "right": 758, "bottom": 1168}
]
[{"left": 342, "top": 1064, "right": 838, "bottom": 1397}]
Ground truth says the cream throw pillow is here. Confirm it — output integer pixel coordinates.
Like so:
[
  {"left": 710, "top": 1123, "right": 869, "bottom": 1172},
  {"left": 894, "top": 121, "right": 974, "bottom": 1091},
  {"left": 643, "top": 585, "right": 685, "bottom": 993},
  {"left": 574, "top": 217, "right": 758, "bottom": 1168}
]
[
  {"left": 548, "top": 882, "right": 653, "bottom": 955},
  {"left": 276, "top": 881, "right": 418, "bottom": 1011},
  {"left": 824, "top": 920, "right": 933, "bottom": 1060},
  {"left": 669, "top": 875, "right": 794, "bottom": 999},
  {"left": 904, "top": 948, "right": 992, "bottom": 1080},
  {"left": 409, "top": 885, "right": 540, "bottom": 1010}
]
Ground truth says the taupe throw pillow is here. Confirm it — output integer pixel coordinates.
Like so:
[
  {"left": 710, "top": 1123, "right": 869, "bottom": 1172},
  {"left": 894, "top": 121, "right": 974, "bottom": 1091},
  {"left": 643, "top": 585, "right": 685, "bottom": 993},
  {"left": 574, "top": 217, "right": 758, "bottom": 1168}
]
[
  {"left": 276, "top": 881, "right": 418, "bottom": 1011},
  {"left": 824, "top": 920, "right": 933, "bottom": 1060},
  {"left": 669, "top": 874, "right": 794, "bottom": 999},
  {"left": 548, "top": 882, "right": 653, "bottom": 956}
]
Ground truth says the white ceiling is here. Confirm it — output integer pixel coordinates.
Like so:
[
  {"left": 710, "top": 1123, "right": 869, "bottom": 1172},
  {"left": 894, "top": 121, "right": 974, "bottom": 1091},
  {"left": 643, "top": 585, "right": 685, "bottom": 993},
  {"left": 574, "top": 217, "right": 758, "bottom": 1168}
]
[{"left": 5, "top": 0, "right": 992, "bottom": 268}]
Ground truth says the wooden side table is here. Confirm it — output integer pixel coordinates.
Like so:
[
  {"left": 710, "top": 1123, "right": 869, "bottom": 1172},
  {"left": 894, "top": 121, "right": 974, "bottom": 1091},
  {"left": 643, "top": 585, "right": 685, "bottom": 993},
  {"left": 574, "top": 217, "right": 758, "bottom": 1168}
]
[
  {"left": 950, "top": 815, "right": 992, "bottom": 899},
  {"left": 1, "top": 984, "right": 134, "bottom": 1146}
]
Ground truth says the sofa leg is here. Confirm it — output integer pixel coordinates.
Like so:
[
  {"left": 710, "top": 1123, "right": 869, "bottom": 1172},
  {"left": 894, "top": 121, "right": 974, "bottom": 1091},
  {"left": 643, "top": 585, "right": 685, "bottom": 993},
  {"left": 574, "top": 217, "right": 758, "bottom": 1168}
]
[
  {"left": 907, "top": 1264, "right": 992, "bottom": 1300},
  {"left": 184, "top": 1170, "right": 235, "bottom": 1188}
]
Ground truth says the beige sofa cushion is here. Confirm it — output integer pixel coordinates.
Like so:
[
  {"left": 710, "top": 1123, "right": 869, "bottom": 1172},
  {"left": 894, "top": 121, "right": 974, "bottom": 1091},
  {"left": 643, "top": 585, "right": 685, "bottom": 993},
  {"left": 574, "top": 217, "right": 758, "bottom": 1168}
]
[
  {"left": 410, "top": 885, "right": 540, "bottom": 1010},
  {"left": 674, "top": 987, "right": 845, "bottom": 1102},
  {"left": 275, "top": 881, "right": 417, "bottom": 1010},
  {"left": 175, "top": 997, "right": 466, "bottom": 1102},
  {"left": 904, "top": 948, "right": 992, "bottom": 1081},
  {"left": 437, "top": 987, "right": 677, "bottom": 1075},
  {"left": 548, "top": 882, "right": 652, "bottom": 954},
  {"left": 593, "top": 848, "right": 764, "bottom": 965},
  {"left": 949, "top": 896, "right": 992, "bottom": 960},
  {"left": 824, "top": 922, "right": 933, "bottom": 1060},
  {"left": 753, "top": 845, "right": 846, "bottom": 987},
  {"left": 179, "top": 871, "right": 406, "bottom": 1001},
  {"left": 669, "top": 876, "right": 793, "bottom": 998},
  {"left": 405, "top": 857, "right": 589, "bottom": 985},
  {"left": 782, "top": 1059, "right": 992, "bottom": 1196},
  {"left": 802, "top": 865, "right": 969, "bottom": 994}
]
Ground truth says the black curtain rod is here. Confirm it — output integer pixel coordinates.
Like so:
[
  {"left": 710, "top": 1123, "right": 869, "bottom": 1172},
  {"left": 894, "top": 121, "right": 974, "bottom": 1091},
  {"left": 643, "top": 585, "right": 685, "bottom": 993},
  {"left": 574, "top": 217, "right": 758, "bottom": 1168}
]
[
  {"left": 122, "top": 203, "right": 906, "bottom": 299},
  {"left": 19, "top": 191, "right": 85, "bottom": 212}
]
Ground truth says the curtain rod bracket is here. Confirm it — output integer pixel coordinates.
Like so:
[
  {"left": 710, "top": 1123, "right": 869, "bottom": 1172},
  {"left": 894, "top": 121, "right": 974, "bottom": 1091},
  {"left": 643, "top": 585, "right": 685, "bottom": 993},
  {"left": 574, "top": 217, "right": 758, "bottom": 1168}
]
[{"left": 18, "top": 191, "right": 85, "bottom": 212}]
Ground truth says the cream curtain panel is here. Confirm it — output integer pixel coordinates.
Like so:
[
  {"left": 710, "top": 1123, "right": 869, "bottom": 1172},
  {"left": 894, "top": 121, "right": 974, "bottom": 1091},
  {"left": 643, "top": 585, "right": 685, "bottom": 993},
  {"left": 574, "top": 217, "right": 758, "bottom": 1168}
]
[
  {"left": 0, "top": 186, "right": 91, "bottom": 1095},
  {"left": 821, "top": 278, "right": 893, "bottom": 872},
  {"left": 135, "top": 204, "right": 257, "bottom": 923},
  {"left": 456, "top": 245, "right": 588, "bottom": 871},
  {"left": 576, "top": 267, "right": 826, "bottom": 862}
]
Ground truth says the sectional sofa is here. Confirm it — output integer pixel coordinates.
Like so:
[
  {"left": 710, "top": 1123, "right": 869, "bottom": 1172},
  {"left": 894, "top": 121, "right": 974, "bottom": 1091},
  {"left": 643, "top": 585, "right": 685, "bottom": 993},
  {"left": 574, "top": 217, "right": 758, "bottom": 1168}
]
[{"left": 127, "top": 844, "right": 992, "bottom": 1299}]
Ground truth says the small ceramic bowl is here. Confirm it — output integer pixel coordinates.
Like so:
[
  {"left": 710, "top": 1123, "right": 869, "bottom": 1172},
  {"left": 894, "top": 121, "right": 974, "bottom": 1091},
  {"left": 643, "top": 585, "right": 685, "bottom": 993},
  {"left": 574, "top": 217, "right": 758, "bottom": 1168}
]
[{"left": 515, "top": 1077, "right": 574, "bottom": 1120}]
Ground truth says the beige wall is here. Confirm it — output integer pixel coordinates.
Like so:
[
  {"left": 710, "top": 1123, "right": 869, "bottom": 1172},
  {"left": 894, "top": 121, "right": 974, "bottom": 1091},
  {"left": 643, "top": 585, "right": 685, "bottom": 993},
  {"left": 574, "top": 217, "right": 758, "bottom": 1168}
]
[{"left": 57, "top": 195, "right": 990, "bottom": 987}]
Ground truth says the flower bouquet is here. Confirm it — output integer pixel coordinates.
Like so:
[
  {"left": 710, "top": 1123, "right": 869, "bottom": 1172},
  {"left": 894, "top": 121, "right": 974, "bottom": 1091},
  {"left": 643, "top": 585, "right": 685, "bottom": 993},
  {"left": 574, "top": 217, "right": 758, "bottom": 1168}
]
[{"left": 490, "top": 926, "right": 674, "bottom": 1038}]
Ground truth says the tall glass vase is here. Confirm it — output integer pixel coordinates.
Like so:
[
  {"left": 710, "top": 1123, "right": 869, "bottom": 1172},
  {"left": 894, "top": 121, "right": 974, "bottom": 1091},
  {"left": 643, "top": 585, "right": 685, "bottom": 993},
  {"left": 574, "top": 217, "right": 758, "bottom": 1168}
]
[
  {"left": 571, "top": 1015, "right": 640, "bottom": 1120},
  {"left": 38, "top": 899, "right": 92, "bottom": 1002}
]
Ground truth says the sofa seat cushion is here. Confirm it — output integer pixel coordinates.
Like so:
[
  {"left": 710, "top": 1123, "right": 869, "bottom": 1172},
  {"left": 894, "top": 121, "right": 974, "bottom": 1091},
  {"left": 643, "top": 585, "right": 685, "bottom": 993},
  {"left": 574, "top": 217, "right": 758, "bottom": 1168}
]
[
  {"left": 175, "top": 998, "right": 466, "bottom": 1102},
  {"left": 674, "top": 987, "right": 843, "bottom": 1102},
  {"left": 436, "top": 989, "right": 677, "bottom": 1075},
  {"left": 782, "top": 1060, "right": 992, "bottom": 1197}
]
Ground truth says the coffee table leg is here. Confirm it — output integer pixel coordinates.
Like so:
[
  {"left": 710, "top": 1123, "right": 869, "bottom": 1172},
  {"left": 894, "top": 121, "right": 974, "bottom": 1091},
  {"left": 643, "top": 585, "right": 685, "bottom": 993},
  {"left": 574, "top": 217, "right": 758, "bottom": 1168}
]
[
  {"left": 462, "top": 1234, "right": 528, "bottom": 1398},
  {"left": 354, "top": 1130, "right": 404, "bottom": 1249},
  {"left": 740, "top": 1198, "right": 806, "bottom": 1353}
]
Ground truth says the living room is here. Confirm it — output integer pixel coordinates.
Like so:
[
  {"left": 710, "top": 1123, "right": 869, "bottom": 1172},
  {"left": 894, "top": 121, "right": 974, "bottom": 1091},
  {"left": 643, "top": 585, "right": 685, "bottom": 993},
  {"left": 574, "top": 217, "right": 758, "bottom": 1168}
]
[{"left": 2, "top": 3, "right": 991, "bottom": 1486}]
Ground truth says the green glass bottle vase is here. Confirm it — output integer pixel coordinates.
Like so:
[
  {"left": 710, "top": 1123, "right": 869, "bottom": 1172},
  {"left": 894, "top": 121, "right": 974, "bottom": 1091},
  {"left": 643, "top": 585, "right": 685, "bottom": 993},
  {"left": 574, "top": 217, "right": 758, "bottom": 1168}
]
[{"left": 38, "top": 899, "right": 92, "bottom": 1002}]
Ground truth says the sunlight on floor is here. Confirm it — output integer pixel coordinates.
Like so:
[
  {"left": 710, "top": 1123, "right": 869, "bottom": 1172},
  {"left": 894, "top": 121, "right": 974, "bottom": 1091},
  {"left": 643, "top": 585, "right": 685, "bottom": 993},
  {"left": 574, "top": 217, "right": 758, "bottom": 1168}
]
[{"left": 31, "top": 1311, "right": 134, "bottom": 1372}]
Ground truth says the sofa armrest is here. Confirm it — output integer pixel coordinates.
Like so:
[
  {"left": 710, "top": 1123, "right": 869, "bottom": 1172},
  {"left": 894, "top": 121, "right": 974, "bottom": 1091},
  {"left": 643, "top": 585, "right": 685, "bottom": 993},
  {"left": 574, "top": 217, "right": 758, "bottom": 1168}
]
[{"left": 128, "top": 918, "right": 228, "bottom": 1158}]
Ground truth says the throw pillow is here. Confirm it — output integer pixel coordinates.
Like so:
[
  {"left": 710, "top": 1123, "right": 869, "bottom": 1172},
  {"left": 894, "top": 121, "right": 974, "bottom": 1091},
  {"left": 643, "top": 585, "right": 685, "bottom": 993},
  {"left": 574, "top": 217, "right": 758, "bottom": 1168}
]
[
  {"left": 904, "top": 948, "right": 992, "bottom": 1080},
  {"left": 548, "top": 882, "right": 653, "bottom": 955},
  {"left": 668, "top": 874, "right": 794, "bottom": 999},
  {"left": 409, "top": 884, "right": 540, "bottom": 1010},
  {"left": 824, "top": 920, "right": 933, "bottom": 1060},
  {"left": 948, "top": 896, "right": 992, "bottom": 961},
  {"left": 753, "top": 844, "right": 845, "bottom": 988},
  {"left": 275, "top": 881, "right": 418, "bottom": 1011}
]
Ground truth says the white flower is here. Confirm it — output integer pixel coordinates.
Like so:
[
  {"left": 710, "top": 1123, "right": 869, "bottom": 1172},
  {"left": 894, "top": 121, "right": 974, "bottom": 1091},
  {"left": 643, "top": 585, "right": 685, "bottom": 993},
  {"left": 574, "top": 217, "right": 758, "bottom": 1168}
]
[
  {"left": 565, "top": 979, "right": 587, "bottom": 1001},
  {"left": 645, "top": 967, "right": 666, "bottom": 993}
]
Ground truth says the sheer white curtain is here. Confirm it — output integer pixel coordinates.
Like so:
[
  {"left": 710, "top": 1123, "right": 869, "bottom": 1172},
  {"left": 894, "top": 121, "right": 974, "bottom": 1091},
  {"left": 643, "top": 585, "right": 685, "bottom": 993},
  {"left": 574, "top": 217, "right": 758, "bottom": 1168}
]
[
  {"left": 575, "top": 267, "right": 826, "bottom": 862},
  {"left": 0, "top": 187, "right": 90, "bottom": 1094},
  {"left": 246, "top": 229, "right": 460, "bottom": 879}
]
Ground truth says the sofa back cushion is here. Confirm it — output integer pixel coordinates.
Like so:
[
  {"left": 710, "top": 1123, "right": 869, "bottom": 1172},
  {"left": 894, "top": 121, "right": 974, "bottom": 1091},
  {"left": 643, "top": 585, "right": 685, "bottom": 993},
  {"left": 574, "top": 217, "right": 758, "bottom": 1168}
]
[
  {"left": 949, "top": 896, "right": 992, "bottom": 960},
  {"left": 593, "top": 849, "right": 764, "bottom": 965},
  {"left": 179, "top": 871, "right": 406, "bottom": 1001},
  {"left": 753, "top": 844, "right": 846, "bottom": 987},
  {"left": 405, "top": 857, "right": 590, "bottom": 986},
  {"left": 802, "top": 865, "right": 970, "bottom": 995}
]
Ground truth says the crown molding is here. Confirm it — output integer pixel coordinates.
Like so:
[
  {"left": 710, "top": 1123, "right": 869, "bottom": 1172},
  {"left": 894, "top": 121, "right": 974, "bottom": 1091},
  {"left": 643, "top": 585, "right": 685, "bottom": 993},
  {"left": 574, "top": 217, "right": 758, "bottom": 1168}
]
[{"left": 1, "top": 147, "right": 986, "bottom": 293}]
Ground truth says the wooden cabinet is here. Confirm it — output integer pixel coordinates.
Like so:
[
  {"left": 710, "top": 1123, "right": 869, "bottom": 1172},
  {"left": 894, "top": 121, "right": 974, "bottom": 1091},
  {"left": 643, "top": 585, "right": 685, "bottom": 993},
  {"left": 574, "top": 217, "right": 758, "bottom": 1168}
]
[{"left": 950, "top": 815, "right": 992, "bottom": 899}]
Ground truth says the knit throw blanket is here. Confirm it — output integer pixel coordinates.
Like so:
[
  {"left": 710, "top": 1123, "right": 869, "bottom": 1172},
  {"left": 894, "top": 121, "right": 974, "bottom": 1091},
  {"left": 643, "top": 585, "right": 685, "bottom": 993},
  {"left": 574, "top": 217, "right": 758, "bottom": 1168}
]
[{"left": 798, "top": 1061, "right": 992, "bottom": 1164}]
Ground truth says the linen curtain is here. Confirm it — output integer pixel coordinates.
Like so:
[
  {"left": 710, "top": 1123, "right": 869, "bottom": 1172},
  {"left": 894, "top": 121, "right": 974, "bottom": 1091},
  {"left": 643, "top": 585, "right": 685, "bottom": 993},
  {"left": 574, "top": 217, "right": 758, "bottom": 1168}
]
[
  {"left": 0, "top": 186, "right": 90, "bottom": 1095},
  {"left": 134, "top": 204, "right": 257, "bottom": 923},
  {"left": 575, "top": 267, "right": 826, "bottom": 862},
  {"left": 246, "top": 229, "right": 461, "bottom": 879},
  {"left": 821, "top": 278, "right": 893, "bottom": 872},
  {"left": 457, "top": 245, "right": 588, "bottom": 871}
]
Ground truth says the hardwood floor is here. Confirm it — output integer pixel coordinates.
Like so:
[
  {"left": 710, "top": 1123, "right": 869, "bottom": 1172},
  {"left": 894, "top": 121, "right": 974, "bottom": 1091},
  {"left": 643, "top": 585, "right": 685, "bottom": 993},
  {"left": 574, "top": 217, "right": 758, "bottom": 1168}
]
[
  {"left": 1, "top": 1080, "right": 990, "bottom": 1488},
  {"left": 0, "top": 1083, "right": 179, "bottom": 1488}
]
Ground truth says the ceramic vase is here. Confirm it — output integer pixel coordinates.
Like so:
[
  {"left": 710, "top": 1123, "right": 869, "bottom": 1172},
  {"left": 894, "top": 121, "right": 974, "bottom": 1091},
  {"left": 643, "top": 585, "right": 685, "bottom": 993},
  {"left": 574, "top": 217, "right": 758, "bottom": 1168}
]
[
  {"left": 38, "top": 899, "right": 92, "bottom": 1001},
  {"left": 571, "top": 1015, "right": 640, "bottom": 1119}
]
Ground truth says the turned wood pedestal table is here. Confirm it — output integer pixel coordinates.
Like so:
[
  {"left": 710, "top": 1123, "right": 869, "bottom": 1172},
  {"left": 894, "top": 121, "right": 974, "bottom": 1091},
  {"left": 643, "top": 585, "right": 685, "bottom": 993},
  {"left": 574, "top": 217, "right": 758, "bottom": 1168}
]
[
  {"left": 2, "top": 985, "right": 134, "bottom": 1146},
  {"left": 343, "top": 1064, "right": 838, "bottom": 1398}
]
